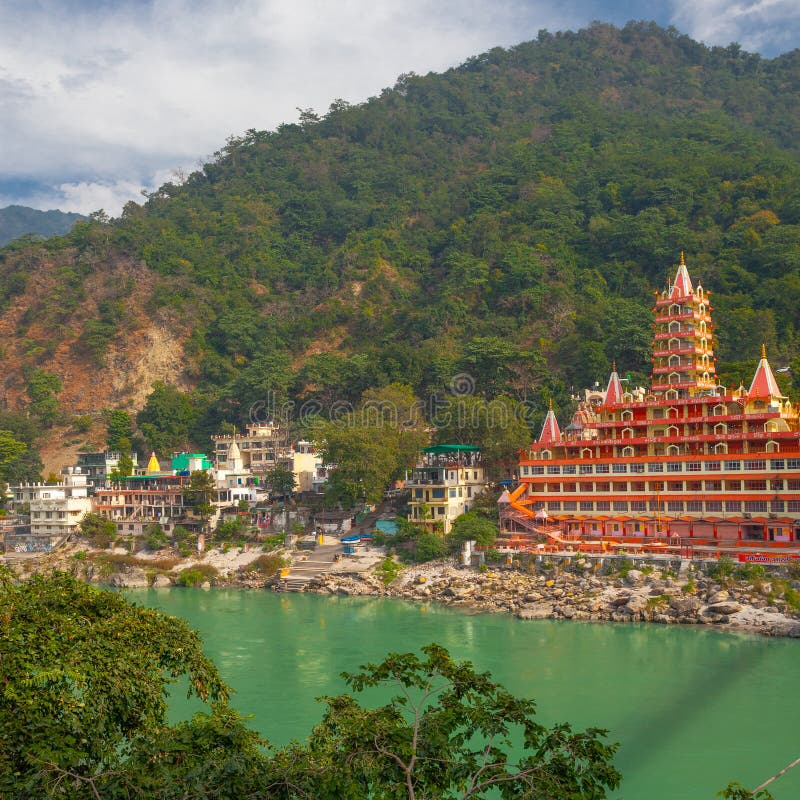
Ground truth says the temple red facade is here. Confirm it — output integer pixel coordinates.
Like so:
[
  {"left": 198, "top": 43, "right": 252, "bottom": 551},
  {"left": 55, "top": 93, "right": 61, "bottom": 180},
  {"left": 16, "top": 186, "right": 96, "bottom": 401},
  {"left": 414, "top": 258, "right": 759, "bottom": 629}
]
[{"left": 509, "top": 255, "right": 800, "bottom": 545}]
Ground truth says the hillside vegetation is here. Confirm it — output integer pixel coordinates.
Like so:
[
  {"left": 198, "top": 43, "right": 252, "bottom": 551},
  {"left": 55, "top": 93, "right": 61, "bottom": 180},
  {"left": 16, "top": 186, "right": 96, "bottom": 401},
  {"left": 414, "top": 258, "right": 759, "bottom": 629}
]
[
  {"left": 0, "top": 206, "right": 84, "bottom": 247},
  {"left": 2, "top": 21, "right": 800, "bottom": 459}
]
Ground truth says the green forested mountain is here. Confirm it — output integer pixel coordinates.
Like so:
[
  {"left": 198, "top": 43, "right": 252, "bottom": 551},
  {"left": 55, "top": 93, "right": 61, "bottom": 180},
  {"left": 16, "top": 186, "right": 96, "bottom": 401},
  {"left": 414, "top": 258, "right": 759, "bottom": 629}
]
[
  {"left": 0, "top": 205, "right": 84, "bottom": 247},
  {"left": 2, "top": 21, "right": 800, "bottom": 450}
]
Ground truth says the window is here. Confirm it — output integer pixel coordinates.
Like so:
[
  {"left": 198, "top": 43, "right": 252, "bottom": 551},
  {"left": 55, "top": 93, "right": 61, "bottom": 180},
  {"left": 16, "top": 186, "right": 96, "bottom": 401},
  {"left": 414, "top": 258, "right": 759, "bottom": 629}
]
[
  {"left": 745, "top": 481, "right": 767, "bottom": 491},
  {"left": 631, "top": 481, "right": 646, "bottom": 491},
  {"left": 788, "top": 501, "right": 800, "bottom": 512},
  {"left": 596, "top": 501, "right": 610, "bottom": 511},
  {"left": 687, "top": 462, "right": 702, "bottom": 472},
  {"left": 771, "top": 459, "right": 785, "bottom": 470},
  {"left": 630, "top": 500, "right": 646, "bottom": 511},
  {"left": 613, "top": 501, "right": 628, "bottom": 512},
  {"left": 667, "top": 501, "right": 684, "bottom": 512},
  {"left": 648, "top": 463, "right": 664, "bottom": 472},
  {"left": 686, "top": 501, "right": 702, "bottom": 512},
  {"left": 705, "top": 481, "right": 722, "bottom": 492},
  {"left": 432, "top": 489, "right": 445, "bottom": 499},
  {"left": 787, "top": 459, "right": 800, "bottom": 470},
  {"left": 580, "top": 501, "right": 594, "bottom": 511},
  {"left": 449, "top": 489, "right": 456, "bottom": 498},
  {"left": 547, "top": 465, "right": 561, "bottom": 475},
  {"left": 788, "top": 480, "right": 800, "bottom": 491},
  {"left": 563, "top": 465, "right": 576, "bottom": 474},
  {"left": 579, "top": 465, "right": 593, "bottom": 474},
  {"left": 706, "top": 501, "right": 723, "bottom": 512},
  {"left": 668, "top": 481, "right": 683, "bottom": 492},
  {"left": 771, "top": 500, "right": 785, "bottom": 512},
  {"left": 613, "top": 464, "right": 628, "bottom": 473},
  {"left": 706, "top": 461, "right": 721, "bottom": 471},
  {"left": 725, "top": 501, "right": 742, "bottom": 512},
  {"left": 724, "top": 460, "right": 741, "bottom": 471},
  {"left": 595, "top": 482, "right": 610, "bottom": 492},
  {"left": 745, "top": 501, "right": 767, "bottom": 513},
  {"left": 596, "top": 464, "right": 610, "bottom": 474},
  {"left": 687, "top": 481, "right": 702, "bottom": 492},
  {"left": 521, "top": 466, "right": 529, "bottom": 476},
  {"left": 650, "top": 481, "right": 664, "bottom": 492},
  {"left": 547, "top": 501, "right": 561, "bottom": 511},
  {"left": 631, "top": 463, "right": 645, "bottom": 473},
  {"left": 726, "top": 480, "right": 741, "bottom": 491},
  {"left": 532, "top": 466, "right": 545, "bottom": 475},
  {"left": 667, "top": 462, "right": 683, "bottom": 472},
  {"left": 563, "top": 482, "right": 576, "bottom": 492},
  {"left": 744, "top": 460, "right": 766, "bottom": 471},
  {"left": 563, "top": 501, "right": 577, "bottom": 511}
]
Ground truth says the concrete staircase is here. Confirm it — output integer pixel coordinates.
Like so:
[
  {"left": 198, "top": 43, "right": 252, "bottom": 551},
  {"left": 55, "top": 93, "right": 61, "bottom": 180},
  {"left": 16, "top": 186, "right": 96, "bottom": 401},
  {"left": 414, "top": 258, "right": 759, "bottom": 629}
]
[{"left": 279, "top": 542, "right": 343, "bottom": 591}]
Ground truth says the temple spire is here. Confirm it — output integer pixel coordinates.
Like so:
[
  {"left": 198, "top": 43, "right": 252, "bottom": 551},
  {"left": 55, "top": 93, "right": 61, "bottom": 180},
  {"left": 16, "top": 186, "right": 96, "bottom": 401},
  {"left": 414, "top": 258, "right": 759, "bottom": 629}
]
[
  {"left": 538, "top": 404, "right": 562, "bottom": 445},
  {"left": 604, "top": 363, "right": 623, "bottom": 406},
  {"left": 147, "top": 452, "right": 160, "bottom": 474},
  {"left": 670, "top": 253, "right": 693, "bottom": 298},
  {"left": 748, "top": 345, "right": 781, "bottom": 399}
]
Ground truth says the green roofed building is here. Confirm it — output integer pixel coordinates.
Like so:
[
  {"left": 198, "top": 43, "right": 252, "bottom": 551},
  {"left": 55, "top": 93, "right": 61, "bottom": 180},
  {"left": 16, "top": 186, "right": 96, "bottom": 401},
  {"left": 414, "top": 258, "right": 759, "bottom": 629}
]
[
  {"left": 171, "top": 453, "right": 213, "bottom": 473},
  {"left": 406, "top": 444, "right": 486, "bottom": 535}
]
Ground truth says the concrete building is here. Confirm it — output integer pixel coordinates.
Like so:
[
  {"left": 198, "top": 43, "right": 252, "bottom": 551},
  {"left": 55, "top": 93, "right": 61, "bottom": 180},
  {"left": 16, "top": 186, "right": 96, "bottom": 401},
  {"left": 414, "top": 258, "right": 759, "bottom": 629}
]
[
  {"left": 406, "top": 444, "right": 487, "bottom": 534},
  {"left": 8, "top": 468, "right": 92, "bottom": 551},
  {"left": 76, "top": 451, "right": 139, "bottom": 490}
]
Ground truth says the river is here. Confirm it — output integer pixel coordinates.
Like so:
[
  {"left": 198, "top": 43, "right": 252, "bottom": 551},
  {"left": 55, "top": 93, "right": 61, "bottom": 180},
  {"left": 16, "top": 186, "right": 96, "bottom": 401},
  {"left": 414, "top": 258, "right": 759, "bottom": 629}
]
[{"left": 127, "top": 589, "right": 800, "bottom": 800}]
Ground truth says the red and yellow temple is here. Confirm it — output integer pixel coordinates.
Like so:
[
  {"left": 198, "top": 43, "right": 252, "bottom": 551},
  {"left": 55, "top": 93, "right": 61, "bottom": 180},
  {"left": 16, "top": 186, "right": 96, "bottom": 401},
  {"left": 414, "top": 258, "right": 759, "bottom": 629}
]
[{"left": 507, "top": 255, "right": 800, "bottom": 546}]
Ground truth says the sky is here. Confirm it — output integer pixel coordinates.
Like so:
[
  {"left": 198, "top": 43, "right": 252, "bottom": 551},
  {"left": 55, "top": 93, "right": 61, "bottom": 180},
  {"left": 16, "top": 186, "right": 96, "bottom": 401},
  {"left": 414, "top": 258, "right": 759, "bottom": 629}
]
[{"left": 1, "top": 0, "right": 799, "bottom": 216}]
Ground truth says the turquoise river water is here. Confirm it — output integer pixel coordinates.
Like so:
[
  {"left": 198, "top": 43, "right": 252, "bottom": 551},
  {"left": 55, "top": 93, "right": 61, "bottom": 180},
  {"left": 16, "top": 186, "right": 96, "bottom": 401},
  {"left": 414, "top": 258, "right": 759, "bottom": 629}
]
[{"left": 127, "top": 589, "right": 800, "bottom": 800}]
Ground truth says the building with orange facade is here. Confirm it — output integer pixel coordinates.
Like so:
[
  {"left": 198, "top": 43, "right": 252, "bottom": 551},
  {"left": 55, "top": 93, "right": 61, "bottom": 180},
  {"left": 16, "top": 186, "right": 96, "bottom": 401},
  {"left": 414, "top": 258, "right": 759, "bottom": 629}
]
[{"left": 506, "top": 255, "right": 800, "bottom": 546}]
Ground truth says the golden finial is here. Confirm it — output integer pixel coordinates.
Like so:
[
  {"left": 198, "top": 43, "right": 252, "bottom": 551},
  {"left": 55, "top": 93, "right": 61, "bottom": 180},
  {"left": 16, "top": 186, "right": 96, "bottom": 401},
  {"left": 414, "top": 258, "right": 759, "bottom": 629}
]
[
  {"left": 549, "top": 398, "right": 553, "bottom": 411},
  {"left": 761, "top": 343, "right": 767, "bottom": 360},
  {"left": 612, "top": 360, "right": 617, "bottom": 373},
  {"left": 680, "top": 251, "right": 685, "bottom": 266}
]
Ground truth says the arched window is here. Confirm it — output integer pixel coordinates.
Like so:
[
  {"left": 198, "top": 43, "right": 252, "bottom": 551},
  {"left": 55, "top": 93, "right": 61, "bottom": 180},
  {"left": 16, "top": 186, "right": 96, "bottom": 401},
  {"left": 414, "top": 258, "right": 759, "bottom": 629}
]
[
  {"left": 622, "top": 427, "right": 634, "bottom": 438},
  {"left": 621, "top": 410, "right": 633, "bottom": 422},
  {"left": 714, "top": 443, "right": 728, "bottom": 454},
  {"left": 669, "top": 320, "right": 681, "bottom": 333},
  {"left": 666, "top": 425, "right": 679, "bottom": 437},
  {"left": 669, "top": 372, "right": 680, "bottom": 384},
  {"left": 766, "top": 440, "right": 780, "bottom": 453},
  {"left": 669, "top": 303, "right": 681, "bottom": 316},
  {"left": 667, "top": 407, "right": 679, "bottom": 418},
  {"left": 668, "top": 337, "right": 680, "bottom": 349},
  {"left": 621, "top": 446, "right": 635, "bottom": 457},
  {"left": 666, "top": 389, "right": 679, "bottom": 400},
  {"left": 666, "top": 445, "right": 680, "bottom": 455},
  {"left": 713, "top": 403, "right": 726, "bottom": 416},
  {"left": 714, "top": 422, "right": 727, "bottom": 435},
  {"left": 669, "top": 354, "right": 681, "bottom": 367},
  {"left": 540, "top": 449, "right": 552, "bottom": 460},
  {"left": 580, "top": 448, "right": 593, "bottom": 459}
]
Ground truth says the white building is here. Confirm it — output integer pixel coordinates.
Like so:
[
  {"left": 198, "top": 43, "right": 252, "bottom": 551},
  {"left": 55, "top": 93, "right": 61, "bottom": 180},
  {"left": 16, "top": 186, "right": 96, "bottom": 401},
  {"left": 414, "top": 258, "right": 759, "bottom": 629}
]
[
  {"left": 406, "top": 445, "right": 487, "bottom": 535},
  {"left": 11, "top": 468, "right": 93, "bottom": 546}
]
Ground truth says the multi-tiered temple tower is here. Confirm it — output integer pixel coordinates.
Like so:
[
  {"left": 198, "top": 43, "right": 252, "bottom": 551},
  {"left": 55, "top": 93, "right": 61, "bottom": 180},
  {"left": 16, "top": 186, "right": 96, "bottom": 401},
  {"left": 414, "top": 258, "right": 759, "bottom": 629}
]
[{"left": 508, "top": 255, "right": 800, "bottom": 547}]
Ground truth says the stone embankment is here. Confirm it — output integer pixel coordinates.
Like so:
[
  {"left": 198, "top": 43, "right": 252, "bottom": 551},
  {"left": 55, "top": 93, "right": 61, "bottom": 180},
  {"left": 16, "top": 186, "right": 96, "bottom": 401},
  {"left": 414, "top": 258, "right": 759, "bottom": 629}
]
[{"left": 308, "top": 561, "right": 800, "bottom": 637}]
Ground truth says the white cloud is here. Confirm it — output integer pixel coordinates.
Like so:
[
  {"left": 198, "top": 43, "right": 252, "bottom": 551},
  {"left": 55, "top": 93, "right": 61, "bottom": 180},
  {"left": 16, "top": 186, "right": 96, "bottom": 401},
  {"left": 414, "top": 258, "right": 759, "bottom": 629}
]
[
  {"left": 0, "top": 0, "right": 576, "bottom": 214},
  {"left": 669, "top": 0, "right": 800, "bottom": 53}
]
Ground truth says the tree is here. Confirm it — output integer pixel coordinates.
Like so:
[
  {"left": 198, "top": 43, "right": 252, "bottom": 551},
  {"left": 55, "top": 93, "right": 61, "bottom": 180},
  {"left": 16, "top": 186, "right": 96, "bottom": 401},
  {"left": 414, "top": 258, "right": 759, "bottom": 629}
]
[
  {"left": 287, "top": 643, "right": 621, "bottom": 799},
  {"left": 0, "top": 569, "right": 244, "bottom": 800},
  {"left": 450, "top": 511, "right": 497, "bottom": 548},
  {"left": 136, "top": 382, "right": 199, "bottom": 455},
  {"left": 184, "top": 469, "right": 216, "bottom": 532},
  {"left": 26, "top": 369, "right": 62, "bottom": 427},
  {"left": 78, "top": 512, "right": 117, "bottom": 548},
  {"left": 264, "top": 464, "right": 296, "bottom": 499},
  {"left": 106, "top": 409, "right": 134, "bottom": 452}
]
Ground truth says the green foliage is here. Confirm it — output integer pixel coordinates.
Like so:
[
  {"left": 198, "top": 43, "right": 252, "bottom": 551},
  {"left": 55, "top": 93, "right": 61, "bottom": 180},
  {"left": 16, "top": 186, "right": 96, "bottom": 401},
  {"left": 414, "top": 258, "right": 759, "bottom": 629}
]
[
  {"left": 263, "top": 464, "right": 296, "bottom": 498},
  {"left": 78, "top": 512, "right": 117, "bottom": 548},
  {"left": 449, "top": 511, "right": 498, "bottom": 548},
  {"left": 314, "top": 384, "right": 428, "bottom": 505},
  {"left": 305, "top": 643, "right": 621, "bottom": 799},
  {"left": 176, "top": 563, "right": 219, "bottom": 587},
  {"left": 708, "top": 554, "right": 736, "bottom": 579},
  {"left": 136, "top": 382, "right": 201, "bottom": 454},
  {"left": 375, "top": 556, "right": 402, "bottom": 584},
  {"left": 733, "top": 562, "right": 767, "bottom": 580},
  {"left": 144, "top": 523, "right": 168, "bottom": 551},
  {"left": 106, "top": 409, "right": 134, "bottom": 452},
  {"left": 247, "top": 553, "right": 288, "bottom": 577},
  {"left": 183, "top": 470, "right": 216, "bottom": 528},
  {"left": 0, "top": 569, "right": 232, "bottom": 798},
  {"left": 718, "top": 782, "right": 773, "bottom": 799},
  {"left": 25, "top": 369, "right": 61, "bottom": 427},
  {"left": 215, "top": 516, "right": 248, "bottom": 542}
]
